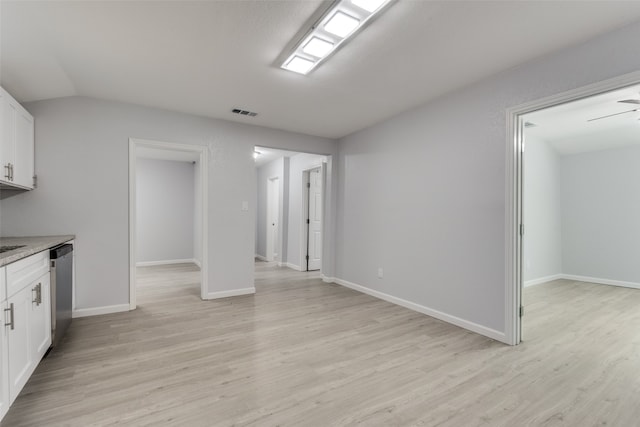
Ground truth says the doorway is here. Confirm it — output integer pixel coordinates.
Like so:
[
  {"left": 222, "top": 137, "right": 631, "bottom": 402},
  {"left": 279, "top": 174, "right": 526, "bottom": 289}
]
[
  {"left": 266, "top": 176, "right": 280, "bottom": 262},
  {"left": 128, "top": 138, "right": 209, "bottom": 309},
  {"left": 303, "top": 167, "right": 323, "bottom": 271},
  {"left": 506, "top": 71, "right": 640, "bottom": 345},
  {"left": 254, "top": 146, "right": 328, "bottom": 273}
]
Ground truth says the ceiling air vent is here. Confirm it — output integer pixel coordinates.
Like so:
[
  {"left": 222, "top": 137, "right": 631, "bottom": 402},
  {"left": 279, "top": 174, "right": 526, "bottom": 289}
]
[
  {"left": 232, "top": 108, "right": 258, "bottom": 117},
  {"left": 524, "top": 121, "right": 537, "bottom": 128}
]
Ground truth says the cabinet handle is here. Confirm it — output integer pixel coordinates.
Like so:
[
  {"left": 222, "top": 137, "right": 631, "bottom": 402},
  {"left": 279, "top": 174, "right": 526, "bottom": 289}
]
[
  {"left": 10, "top": 163, "right": 14, "bottom": 181},
  {"left": 4, "top": 303, "right": 14, "bottom": 330},
  {"left": 3, "top": 164, "right": 9, "bottom": 180},
  {"left": 33, "top": 283, "right": 42, "bottom": 305}
]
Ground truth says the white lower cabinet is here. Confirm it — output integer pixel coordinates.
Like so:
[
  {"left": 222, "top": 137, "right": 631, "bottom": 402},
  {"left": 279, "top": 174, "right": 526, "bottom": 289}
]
[
  {"left": 7, "top": 284, "right": 34, "bottom": 404},
  {"left": 0, "top": 268, "right": 9, "bottom": 420},
  {"left": 30, "top": 274, "right": 51, "bottom": 363},
  {"left": 0, "top": 254, "right": 52, "bottom": 419}
]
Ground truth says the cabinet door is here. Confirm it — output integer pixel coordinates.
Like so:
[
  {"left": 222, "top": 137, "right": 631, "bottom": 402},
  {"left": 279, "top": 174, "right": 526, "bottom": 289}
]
[
  {"left": 30, "top": 274, "right": 51, "bottom": 361},
  {"left": 6, "top": 285, "right": 34, "bottom": 404},
  {"left": 13, "top": 109, "right": 34, "bottom": 189},
  {"left": 0, "top": 269, "right": 9, "bottom": 420},
  {"left": 0, "top": 93, "right": 16, "bottom": 185},
  {"left": 0, "top": 300, "right": 9, "bottom": 421}
]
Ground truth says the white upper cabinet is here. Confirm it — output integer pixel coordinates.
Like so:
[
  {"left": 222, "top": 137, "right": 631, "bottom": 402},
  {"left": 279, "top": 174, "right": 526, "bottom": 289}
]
[{"left": 0, "top": 87, "right": 35, "bottom": 190}]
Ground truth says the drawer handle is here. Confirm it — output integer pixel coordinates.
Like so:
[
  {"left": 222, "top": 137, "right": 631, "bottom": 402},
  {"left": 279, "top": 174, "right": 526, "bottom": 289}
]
[
  {"left": 4, "top": 303, "right": 14, "bottom": 330},
  {"left": 3, "top": 164, "right": 9, "bottom": 180}
]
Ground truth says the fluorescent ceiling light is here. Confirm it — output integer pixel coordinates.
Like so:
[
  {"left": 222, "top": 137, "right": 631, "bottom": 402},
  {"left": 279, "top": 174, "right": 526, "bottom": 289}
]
[
  {"left": 351, "top": 0, "right": 387, "bottom": 13},
  {"left": 284, "top": 56, "right": 316, "bottom": 74},
  {"left": 324, "top": 11, "right": 360, "bottom": 38},
  {"left": 279, "top": 0, "right": 394, "bottom": 75},
  {"left": 302, "top": 37, "right": 335, "bottom": 58}
]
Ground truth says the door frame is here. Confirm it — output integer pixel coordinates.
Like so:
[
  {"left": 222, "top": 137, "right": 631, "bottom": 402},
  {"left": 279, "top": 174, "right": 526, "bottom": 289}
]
[
  {"left": 505, "top": 70, "right": 640, "bottom": 345},
  {"left": 266, "top": 176, "right": 280, "bottom": 262},
  {"left": 301, "top": 164, "right": 324, "bottom": 272},
  {"left": 129, "top": 138, "right": 209, "bottom": 309}
]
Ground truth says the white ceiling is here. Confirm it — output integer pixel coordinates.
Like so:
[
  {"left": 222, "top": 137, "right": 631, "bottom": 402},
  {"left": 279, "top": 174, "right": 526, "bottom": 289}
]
[
  {"left": 3, "top": 1, "right": 640, "bottom": 139},
  {"left": 524, "top": 84, "right": 640, "bottom": 155}
]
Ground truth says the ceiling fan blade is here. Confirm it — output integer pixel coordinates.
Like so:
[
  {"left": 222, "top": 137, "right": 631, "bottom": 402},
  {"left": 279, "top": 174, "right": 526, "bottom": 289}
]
[
  {"left": 618, "top": 99, "right": 640, "bottom": 104},
  {"left": 588, "top": 108, "right": 638, "bottom": 122}
]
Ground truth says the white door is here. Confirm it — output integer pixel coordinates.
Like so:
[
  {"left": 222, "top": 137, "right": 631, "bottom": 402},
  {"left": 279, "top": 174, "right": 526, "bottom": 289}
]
[
  {"left": 0, "top": 269, "right": 9, "bottom": 419},
  {"left": 7, "top": 285, "right": 35, "bottom": 404},
  {"left": 266, "top": 177, "right": 279, "bottom": 262},
  {"left": 307, "top": 168, "right": 322, "bottom": 271},
  {"left": 14, "top": 109, "right": 34, "bottom": 188},
  {"left": 0, "top": 94, "right": 16, "bottom": 185},
  {"left": 29, "top": 274, "right": 51, "bottom": 361}
]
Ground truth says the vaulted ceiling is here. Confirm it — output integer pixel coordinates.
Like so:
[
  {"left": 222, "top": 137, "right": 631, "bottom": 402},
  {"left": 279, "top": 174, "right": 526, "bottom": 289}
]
[{"left": 3, "top": 1, "right": 640, "bottom": 139}]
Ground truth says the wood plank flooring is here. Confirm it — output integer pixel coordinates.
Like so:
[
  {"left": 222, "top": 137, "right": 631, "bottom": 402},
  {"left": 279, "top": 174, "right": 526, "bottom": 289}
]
[{"left": 2, "top": 264, "right": 640, "bottom": 426}]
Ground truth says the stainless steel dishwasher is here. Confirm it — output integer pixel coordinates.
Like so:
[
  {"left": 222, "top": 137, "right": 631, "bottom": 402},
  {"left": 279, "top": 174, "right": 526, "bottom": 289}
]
[{"left": 50, "top": 243, "right": 73, "bottom": 348}]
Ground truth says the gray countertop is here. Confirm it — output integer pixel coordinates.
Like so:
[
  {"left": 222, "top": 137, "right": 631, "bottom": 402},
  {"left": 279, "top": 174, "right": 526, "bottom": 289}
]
[{"left": 0, "top": 235, "right": 75, "bottom": 267}]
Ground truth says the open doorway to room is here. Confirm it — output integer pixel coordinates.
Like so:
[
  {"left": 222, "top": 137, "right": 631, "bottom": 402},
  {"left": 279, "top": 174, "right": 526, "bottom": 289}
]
[
  {"left": 510, "top": 79, "right": 640, "bottom": 344},
  {"left": 254, "top": 146, "right": 328, "bottom": 279},
  {"left": 129, "top": 139, "right": 208, "bottom": 309},
  {"left": 302, "top": 167, "right": 322, "bottom": 271}
]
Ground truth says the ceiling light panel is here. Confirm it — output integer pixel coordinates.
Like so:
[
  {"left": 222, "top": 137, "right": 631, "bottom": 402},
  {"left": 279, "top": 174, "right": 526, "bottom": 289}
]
[
  {"left": 351, "top": 0, "right": 388, "bottom": 13},
  {"left": 323, "top": 11, "right": 360, "bottom": 38},
  {"left": 280, "top": 0, "right": 394, "bottom": 75},
  {"left": 284, "top": 56, "right": 316, "bottom": 74},
  {"left": 302, "top": 37, "right": 335, "bottom": 58}
]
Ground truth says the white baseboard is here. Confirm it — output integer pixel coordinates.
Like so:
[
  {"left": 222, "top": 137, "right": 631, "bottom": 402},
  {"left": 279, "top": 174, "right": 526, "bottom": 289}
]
[
  {"left": 206, "top": 287, "right": 256, "bottom": 300},
  {"left": 524, "top": 274, "right": 640, "bottom": 290},
  {"left": 255, "top": 254, "right": 268, "bottom": 262},
  {"left": 322, "top": 275, "right": 335, "bottom": 283},
  {"left": 524, "top": 274, "right": 563, "bottom": 287},
  {"left": 284, "top": 263, "right": 302, "bottom": 271},
  {"left": 562, "top": 274, "right": 640, "bottom": 290},
  {"left": 136, "top": 258, "right": 197, "bottom": 267},
  {"left": 73, "top": 304, "right": 130, "bottom": 318},
  {"left": 333, "top": 277, "right": 507, "bottom": 344}
]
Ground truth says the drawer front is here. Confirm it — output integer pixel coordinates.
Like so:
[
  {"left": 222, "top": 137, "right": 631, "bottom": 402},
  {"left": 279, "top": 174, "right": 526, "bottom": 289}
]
[{"left": 6, "top": 251, "right": 49, "bottom": 299}]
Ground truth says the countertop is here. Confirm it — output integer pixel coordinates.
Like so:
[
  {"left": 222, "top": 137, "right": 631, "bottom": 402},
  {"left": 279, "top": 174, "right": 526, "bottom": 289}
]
[{"left": 0, "top": 235, "right": 75, "bottom": 267}]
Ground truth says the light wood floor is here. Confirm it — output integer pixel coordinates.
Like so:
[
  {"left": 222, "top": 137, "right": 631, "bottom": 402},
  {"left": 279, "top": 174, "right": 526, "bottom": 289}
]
[{"left": 2, "top": 264, "right": 640, "bottom": 426}]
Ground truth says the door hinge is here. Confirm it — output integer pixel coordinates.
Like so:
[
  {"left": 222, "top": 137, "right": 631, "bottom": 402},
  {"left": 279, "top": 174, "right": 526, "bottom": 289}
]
[
  {"left": 305, "top": 255, "right": 309, "bottom": 261},
  {"left": 519, "top": 306, "right": 524, "bottom": 317},
  {"left": 519, "top": 224, "right": 524, "bottom": 236},
  {"left": 307, "top": 182, "right": 311, "bottom": 188},
  {"left": 33, "top": 174, "right": 38, "bottom": 188},
  {"left": 306, "top": 219, "right": 310, "bottom": 224}
]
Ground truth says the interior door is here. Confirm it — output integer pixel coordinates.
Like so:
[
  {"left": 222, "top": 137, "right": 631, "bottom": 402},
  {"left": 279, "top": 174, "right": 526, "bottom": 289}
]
[
  {"left": 266, "top": 177, "right": 279, "bottom": 262},
  {"left": 307, "top": 168, "right": 322, "bottom": 271}
]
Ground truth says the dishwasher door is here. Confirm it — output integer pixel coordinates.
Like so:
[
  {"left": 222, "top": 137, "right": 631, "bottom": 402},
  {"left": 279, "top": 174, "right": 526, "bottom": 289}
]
[{"left": 50, "top": 243, "right": 73, "bottom": 348}]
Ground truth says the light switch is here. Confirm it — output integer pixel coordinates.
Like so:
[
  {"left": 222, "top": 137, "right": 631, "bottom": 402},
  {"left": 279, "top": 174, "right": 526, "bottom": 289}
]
[{"left": 241, "top": 201, "right": 249, "bottom": 211}]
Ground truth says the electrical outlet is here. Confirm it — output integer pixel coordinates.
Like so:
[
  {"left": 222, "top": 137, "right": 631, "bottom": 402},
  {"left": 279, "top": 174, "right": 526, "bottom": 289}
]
[{"left": 378, "top": 268, "right": 383, "bottom": 279}]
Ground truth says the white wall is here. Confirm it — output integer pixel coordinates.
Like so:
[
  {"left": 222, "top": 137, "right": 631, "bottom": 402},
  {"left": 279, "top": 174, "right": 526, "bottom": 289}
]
[
  {"left": 193, "top": 159, "right": 202, "bottom": 265},
  {"left": 0, "top": 96, "right": 336, "bottom": 311},
  {"left": 136, "top": 158, "right": 194, "bottom": 264},
  {"left": 287, "top": 153, "right": 326, "bottom": 270},
  {"left": 561, "top": 145, "right": 640, "bottom": 284},
  {"left": 523, "top": 136, "right": 562, "bottom": 283},
  {"left": 335, "top": 21, "right": 640, "bottom": 339}
]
